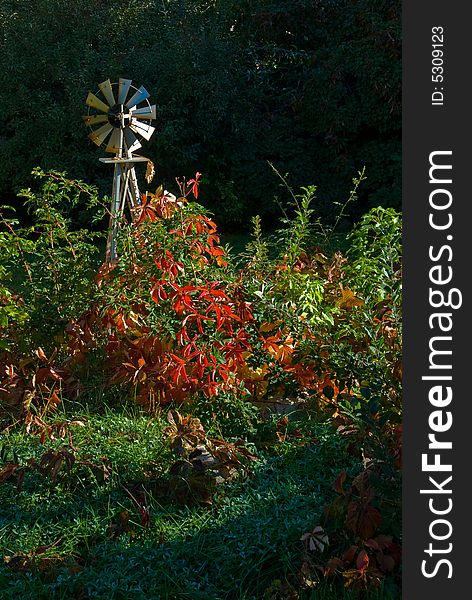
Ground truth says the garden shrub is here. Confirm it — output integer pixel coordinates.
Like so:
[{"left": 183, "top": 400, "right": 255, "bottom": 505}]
[
  {"left": 0, "top": 169, "right": 103, "bottom": 356},
  {"left": 72, "top": 176, "right": 261, "bottom": 408},
  {"left": 0, "top": 170, "right": 103, "bottom": 420}
]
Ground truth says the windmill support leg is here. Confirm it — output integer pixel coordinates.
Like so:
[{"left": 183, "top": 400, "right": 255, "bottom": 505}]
[
  {"left": 119, "top": 167, "right": 132, "bottom": 216},
  {"left": 106, "top": 163, "right": 122, "bottom": 263},
  {"left": 128, "top": 166, "right": 141, "bottom": 209}
]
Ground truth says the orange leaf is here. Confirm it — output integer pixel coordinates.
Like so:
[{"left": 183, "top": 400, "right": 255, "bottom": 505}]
[
  {"left": 47, "top": 391, "right": 61, "bottom": 410},
  {"left": 336, "top": 288, "right": 364, "bottom": 310},
  {"left": 356, "top": 549, "right": 369, "bottom": 572}
]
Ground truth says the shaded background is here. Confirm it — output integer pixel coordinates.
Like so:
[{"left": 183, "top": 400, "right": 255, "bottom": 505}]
[{"left": 0, "top": 0, "right": 400, "bottom": 230}]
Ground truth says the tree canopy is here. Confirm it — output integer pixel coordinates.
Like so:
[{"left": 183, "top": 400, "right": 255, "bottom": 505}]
[{"left": 0, "top": 0, "right": 400, "bottom": 226}]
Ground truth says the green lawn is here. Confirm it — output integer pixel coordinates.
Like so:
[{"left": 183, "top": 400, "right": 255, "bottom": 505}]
[{"left": 0, "top": 401, "right": 397, "bottom": 599}]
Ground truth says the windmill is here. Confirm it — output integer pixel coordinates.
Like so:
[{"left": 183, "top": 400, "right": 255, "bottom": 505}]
[{"left": 83, "top": 78, "right": 156, "bottom": 262}]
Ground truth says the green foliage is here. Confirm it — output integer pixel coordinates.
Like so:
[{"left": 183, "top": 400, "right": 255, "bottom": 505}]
[
  {"left": 238, "top": 172, "right": 402, "bottom": 436},
  {"left": 0, "top": 209, "right": 29, "bottom": 348},
  {"left": 0, "top": 0, "right": 400, "bottom": 225},
  {"left": 0, "top": 169, "right": 103, "bottom": 354},
  {"left": 346, "top": 206, "right": 402, "bottom": 307},
  {"left": 326, "top": 206, "right": 402, "bottom": 413},
  {"left": 243, "top": 215, "right": 271, "bottom": 271}
]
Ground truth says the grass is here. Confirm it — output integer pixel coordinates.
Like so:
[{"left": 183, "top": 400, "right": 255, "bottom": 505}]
[{"left": 0, "top": 401, "right": 397, "bottom": 600}]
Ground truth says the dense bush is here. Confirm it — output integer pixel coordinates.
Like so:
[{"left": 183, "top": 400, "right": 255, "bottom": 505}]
[{"left": 0, "top": 0, "right": 400, "bottom": 225}]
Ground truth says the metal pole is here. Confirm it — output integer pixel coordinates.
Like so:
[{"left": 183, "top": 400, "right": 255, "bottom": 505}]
[{"left": 106, "top": 162, "right": 122, "bottom": 263}]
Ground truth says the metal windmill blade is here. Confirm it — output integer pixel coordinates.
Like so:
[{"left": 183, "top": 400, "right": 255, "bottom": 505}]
[{"left": 83, "top": 78, "right": 156, "bottom": 262}]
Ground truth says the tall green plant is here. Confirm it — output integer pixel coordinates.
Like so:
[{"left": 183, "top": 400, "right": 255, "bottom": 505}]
[
  {"left": 0, "top": 169, "right": 104, "bottom": 355},
  {"left": 346, "top": 206, "right": 402, "bottom": 308}
]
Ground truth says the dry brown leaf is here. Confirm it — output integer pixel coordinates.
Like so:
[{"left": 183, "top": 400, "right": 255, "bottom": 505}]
[{"left": 145, "top": 160, "right": 155, "bottom": 184}]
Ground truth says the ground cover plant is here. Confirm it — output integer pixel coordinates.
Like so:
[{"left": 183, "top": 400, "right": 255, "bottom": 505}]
[{"left": 0, "top": 170, "right": 401, "bottom": 599}]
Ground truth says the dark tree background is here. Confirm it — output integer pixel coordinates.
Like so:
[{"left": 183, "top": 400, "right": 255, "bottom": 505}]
[{"left": 0, "top": 0, "right": 400, "bottom": 228}]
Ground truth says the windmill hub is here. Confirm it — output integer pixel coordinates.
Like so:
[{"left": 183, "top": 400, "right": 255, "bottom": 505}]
[{"left": 107, "top": 104, "right": 131, "bottom": 129}]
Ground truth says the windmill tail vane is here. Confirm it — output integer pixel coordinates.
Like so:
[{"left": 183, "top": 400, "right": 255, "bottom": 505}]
[{"left": 83, "top": 78, "right": 157, "bottom": 262}]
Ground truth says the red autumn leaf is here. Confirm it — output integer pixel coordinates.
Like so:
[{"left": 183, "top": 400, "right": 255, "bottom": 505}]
[
  {"left": 376, "top": 552, "right": 395, "bottom": 573},
  {"left": 0, "top": 464, "right": 18, "bottom": 483},
  {"left": 346, "top": 500, "right": 382, "bottom": 539},
  {"left": 188, "top": 172, "right": 202, "bottom": 198},
  {"left": 136, "top": 194, "right": 159, "bottom": 223},
  {"left": 150, "top": 281, "right": 168, "bottom": 303},
  {"left": 207, "top": 246, "right": 225, "bottom": 257},
  {"left": 333, "top": 470, "right": 347, "bottom": 495},
  {"left": 140, "top": 508, "right": 151, "bottom": 527},
  {"left": 274, "top": 337, "right": 294, "bottom": 365},
  {"left": 5, "top": 364, "right": 15, "bottom": 379},
  {"left": 342, "top": 545, "right": 358, "bottom": 565},
  {"left": 177, "top": 326, "right": 191, "bottom": 345},
  {"left": 215, "top": 255, "right": 228, "bottom": 267},
  {"left": 364, "top": 538, "right": 381, "bottom": 551}
]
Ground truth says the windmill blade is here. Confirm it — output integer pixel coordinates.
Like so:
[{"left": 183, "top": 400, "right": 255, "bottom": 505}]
[
  {"left": 98, "top": 79, "right": 116, "bottom": 107},
  {"left": 132, "top": 104, "right": 156, "bottom": 120},
  {"left": 105, "top": 129, "right": 122, "bottom": 154},
  {"left": 88, "top": 123, "right": 113, "bottom": 146},
  {"left": 126, "top": 86, "right": 150, "bottom": 109},
  {"left": 130, "top": 119, "right": 155, "bottom": 141},
  {"left": 82, "top": 114, "right": 109, "bottom": 126},
  {"left": 124, "top": 128, "right": 142, "bottom": 154},
  {"left": 86, "top": 91, "right": 110, "bottom": 113},
  {"left": 118, "top": 78, "right": 133, "bottom": 104}
]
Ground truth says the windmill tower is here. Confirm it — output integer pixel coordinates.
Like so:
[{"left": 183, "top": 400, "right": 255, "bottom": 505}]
[{"left": 83, "top": 78, "right": 156, "bottom": 262}]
